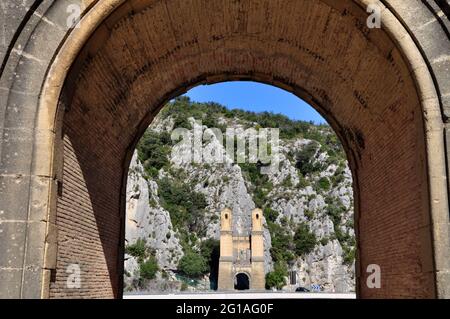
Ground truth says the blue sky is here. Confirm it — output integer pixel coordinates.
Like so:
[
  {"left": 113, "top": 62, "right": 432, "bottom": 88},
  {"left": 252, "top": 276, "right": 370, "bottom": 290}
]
[{"left": 184, "top": 81, "right": 326, "bottom": 124}]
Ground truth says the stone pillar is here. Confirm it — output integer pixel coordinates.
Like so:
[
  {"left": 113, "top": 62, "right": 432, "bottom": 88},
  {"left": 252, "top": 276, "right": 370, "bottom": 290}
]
[
  {"left": 250, "top": 208, "right": 265, "bottom": 290},
  {"left": 218, "top": 208, "right": 234, "bottom": 290}
]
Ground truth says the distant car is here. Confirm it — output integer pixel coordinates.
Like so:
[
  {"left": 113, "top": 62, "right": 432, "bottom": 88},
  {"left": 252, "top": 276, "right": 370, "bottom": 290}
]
[{"left": 295, "top": 287, "right": 310, "bottom": 292}]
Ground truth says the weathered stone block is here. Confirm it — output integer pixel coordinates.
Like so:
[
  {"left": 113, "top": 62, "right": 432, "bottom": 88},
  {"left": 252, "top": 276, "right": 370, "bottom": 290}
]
[
  {"left": 21, "top": 267, "right": 42, "bottom": 299},
  {"left": 2, "top": 90, "right": 39, "bottom": 129},
  {"left": 0, "top": 127, "right": 34, "bottom": 175},
  {"left": 28, "top": 176, "right": 52, "bottom": 222},
  {"left": 24, "top": 221, "right": 47, "bottom": 268},
  {"left": 0, "top": 0, "right": 35, "bottom": 65},
  {"left": 436, "top": 271, "right": 450, "bottom": 299},
  {"left": 0, "top": 174, "right": 30, "bottom": 221},
  {"left": 431, "top": 58, "right": 450, "bottom": 101},
  {"left": 0, "top": 268, "right": 22, "bottom": 299},
  {"left": 9, "top": 53, "right": 48, "bottom": 95},
  {"left": 43, "top": 222, "right": 58, "bottom": 270},
  {"left": 0, "top": 221, "right": 27, "bottom": 268}
]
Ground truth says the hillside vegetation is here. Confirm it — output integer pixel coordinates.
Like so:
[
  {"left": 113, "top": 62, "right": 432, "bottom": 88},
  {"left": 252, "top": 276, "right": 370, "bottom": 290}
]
[{"left": 124, "top": 97, "right": 355, "bottom": 293}]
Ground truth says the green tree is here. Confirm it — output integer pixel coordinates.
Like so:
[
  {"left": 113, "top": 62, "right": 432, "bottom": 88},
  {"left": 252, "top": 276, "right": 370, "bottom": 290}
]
[
  {"left": 125, "top": 238, "right": 147, "bottom": 263},
  {"left": 200, "top": 239, "right": 220, "bottom": 290},
  {"left": 239, "top": 162, "right": 273, "bottom": 208},
  {"left": 268, "top": 222, "right": 295, "bottom": 263},
  {"left": 137, "top": 131, "right": 171, "bottom": 177},
  {"left": 178, "top": 251, "right": 208, "bottom": 278},
  {"left": 294, "top": 223, "right": 317, "bottom": 256},
  {"left": 200, "top": 239, "right": 220, "bottom": 264},
  {"left": 158, "top": 177, "right": 208, "bottom": 234},
  {"left": 295, "top": 142, "right": 321, "bottom": 175},
  {"left": 317, "top": 177, "right": 331, "bottom": 191},
  {"left": 263, "top": 207, "right": 279, "bottom": 223},
  {"left": 343, "top": 246, "right": 356, "bottom": 265},
  {"left": 265, "top": 262, "right": 288, "bottom": 290},
  {"left": 139, "top": 256, "right": 158, "bottom": 280}
]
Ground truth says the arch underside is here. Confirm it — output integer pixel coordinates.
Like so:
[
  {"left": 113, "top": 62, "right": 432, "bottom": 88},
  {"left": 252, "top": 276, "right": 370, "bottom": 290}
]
[
  {"left": 1, "top": 0, "right": 450, "bottom": 299},
  {"left": 54, "top": 0, "right": 433, "bottom": 298}
]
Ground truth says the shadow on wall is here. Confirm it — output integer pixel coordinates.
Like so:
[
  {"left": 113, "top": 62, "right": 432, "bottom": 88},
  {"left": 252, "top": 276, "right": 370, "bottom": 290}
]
[{"left": 50, "top": 103, "right": 125, "bottom": 298}]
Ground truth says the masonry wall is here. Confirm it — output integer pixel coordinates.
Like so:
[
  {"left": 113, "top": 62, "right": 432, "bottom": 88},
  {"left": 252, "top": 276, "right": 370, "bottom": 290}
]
[
  {"left": 0, "top": 0, "right": 449, "bottom": 299},
  {"left": 62, "top": 0, "right": 435, "bottom": 298},
  {"left": 48, "top": 98, "right": 126, "bottom": 298}
]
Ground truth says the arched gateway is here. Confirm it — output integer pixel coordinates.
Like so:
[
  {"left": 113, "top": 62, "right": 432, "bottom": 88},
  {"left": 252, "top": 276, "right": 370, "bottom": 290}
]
[
  {"left": 0, "top": 0, "right": 449, "bottom": 298},
  {"left": 235, "top": 273, "right": 250, "bottom": 291},
  {"left": 218, "top": 209, "right": 265, "bottom": 291}
]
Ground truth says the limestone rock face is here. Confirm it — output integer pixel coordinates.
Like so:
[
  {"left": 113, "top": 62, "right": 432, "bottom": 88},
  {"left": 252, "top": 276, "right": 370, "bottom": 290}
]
[
  {"left": 125, "top": 153, "right": 151, "bottom": 244},
  {"left": 170, "top": 119, "right": 274, "bottom": 274},
  {"left": 125, "top": 152, "right": 183, "bottom": 286},
  {"left": 298, "top": 240, "right": 355, "bottom": 293},
  {"left": 124, "top": 105, "right": 355, "bottom": 293},
  {"left": 266, "top": 139, "right": 355, "bottom": 292}
]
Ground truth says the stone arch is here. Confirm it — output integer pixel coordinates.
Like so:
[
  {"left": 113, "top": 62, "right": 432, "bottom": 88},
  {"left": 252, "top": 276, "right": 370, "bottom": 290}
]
[{"left": 0, "top": 0, "right": 449, "bottom": 299}]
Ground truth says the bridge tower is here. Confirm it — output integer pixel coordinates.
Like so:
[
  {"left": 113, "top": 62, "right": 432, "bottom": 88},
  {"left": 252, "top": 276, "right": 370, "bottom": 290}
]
[
  {"left": 217, "top": 208, "right": 266, "bottom": 290},
  {"left": 218, "top": 208, "right": 234, "bottom": 290},
  {"left": 250, "top": 208, "right": 265, "bottom": 290}
]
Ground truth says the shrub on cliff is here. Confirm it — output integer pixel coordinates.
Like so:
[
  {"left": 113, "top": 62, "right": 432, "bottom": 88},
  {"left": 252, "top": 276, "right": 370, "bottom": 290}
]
[
  {"left": 294, "top": 223, "right": 317, "bottom": 256},
  {"left": 178, "top": 251, "right": 208, "bottom": 278},
  {"left": 140, "top": 256, "right": 159, "bottom": 280},
  {"left": 125, "top": 238, "right": 147, "bottom": 263},
  {"left": 265, "top": 262, "right": 288, "bottom": 290}
]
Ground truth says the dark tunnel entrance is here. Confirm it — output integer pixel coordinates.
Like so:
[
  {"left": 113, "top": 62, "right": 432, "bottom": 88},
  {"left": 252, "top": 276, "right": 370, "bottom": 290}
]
[{"left": 235, "top": 273, "right": 250, "bottom": 290}]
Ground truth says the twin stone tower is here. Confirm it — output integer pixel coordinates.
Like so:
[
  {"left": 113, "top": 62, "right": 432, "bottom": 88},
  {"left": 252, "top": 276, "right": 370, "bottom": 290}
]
[{"left": 218, "top": 208, "right": 265, "bottom": 291}]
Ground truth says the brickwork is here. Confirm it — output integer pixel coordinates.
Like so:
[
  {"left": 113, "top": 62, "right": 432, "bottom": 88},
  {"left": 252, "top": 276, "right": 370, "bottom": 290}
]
[{"left": 49, "top": 124, "right": 124, "bottom": 298}]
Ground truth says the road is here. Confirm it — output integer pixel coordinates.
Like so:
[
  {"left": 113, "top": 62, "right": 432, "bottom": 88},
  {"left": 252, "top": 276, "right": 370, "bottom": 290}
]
[{"left": 123, "top": 292, "right": 356, "bottom": 299}]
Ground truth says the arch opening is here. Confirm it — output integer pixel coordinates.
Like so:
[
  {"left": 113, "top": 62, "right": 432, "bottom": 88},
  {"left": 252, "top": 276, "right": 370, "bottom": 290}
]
[
  {"left": 235, "top": 273, "right": 250, "bottom": 291},
  {"left": 123, "top": 85, "right": 356, "bottom": 294}
]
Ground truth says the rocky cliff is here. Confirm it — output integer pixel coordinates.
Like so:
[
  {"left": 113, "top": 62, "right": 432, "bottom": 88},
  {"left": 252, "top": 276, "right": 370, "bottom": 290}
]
[{"left": 124, "top": 97, "right": 355, "bottom": 293}]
